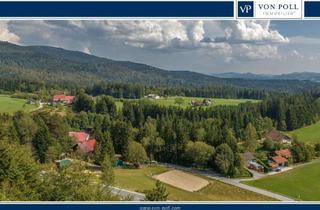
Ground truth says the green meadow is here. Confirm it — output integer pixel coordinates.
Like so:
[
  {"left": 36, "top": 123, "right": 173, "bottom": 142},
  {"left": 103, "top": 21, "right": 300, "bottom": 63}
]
[
  {"left": 148, "top": 96, "right": 259, "bottom": 108},
  {"left": 114, "top": 96, "right": 260, "bottom": 110},
  {"left": 0, "top": 95, "right": 37, "bottom": 114},
  {"left": 243, "top": 161, "right": 320, "bottom": 201},
  {"left": 287, "top": 121, "right": 320, "bottom": 144}
]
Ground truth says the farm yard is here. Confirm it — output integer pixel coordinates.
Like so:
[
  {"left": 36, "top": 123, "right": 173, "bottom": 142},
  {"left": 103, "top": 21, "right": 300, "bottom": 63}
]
[
  {"left": 0, "top": 94, "right": 37, "bottom": 114},
  {"left": 243, "top": 160, "right": 320, "bottom": 201},
  {"left": 114, "top": 166, "right": 274, "bottom": 201},
  {"left": 287, "top": 121, "right": 320, "bottom": 144}
]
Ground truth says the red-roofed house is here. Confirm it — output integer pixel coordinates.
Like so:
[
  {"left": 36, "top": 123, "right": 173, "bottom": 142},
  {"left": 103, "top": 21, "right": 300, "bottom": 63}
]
[
  {"left": 78, "top": 139, "right": 97, "bottom": 153},
  {"left": 69, "top": 131, "right": 96, "bottom": 154},
  {"left": 271, "top": 156, "right": 288, "bottom": 166},
  {"left": 69, "top": 131, "right": 90, "bottom": 143},
  {"left": 52, "top": 94, "right": 75, "bottom": 105},
  {"left": 268, "top": 149, "right": 292, "bottom": 171},
  {"left": 274, "top": 149, "right": 292, "bottom": 159},
  {"left": 265, "top": 130, "right": 292, "bottom": 144}
]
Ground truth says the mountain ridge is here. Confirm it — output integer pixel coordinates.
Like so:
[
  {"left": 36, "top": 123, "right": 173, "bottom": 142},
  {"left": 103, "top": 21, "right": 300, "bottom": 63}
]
[
  {"left": 212, "top": 72, "right": 320, "bottom": 82},
  {"left": 0, "top": 41, "right": 319, "bottom": 92}
]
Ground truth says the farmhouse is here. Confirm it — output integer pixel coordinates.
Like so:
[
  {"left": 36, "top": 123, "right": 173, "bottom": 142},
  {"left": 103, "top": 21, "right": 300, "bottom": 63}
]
[
  {"left": 274, "top": 149, "right": 292, "bottom": 159},
  {"left": 265, "top": 130, "right": 292, "bottom": 144},
  {"left": 145, "top": 93, "right": 160, "bottom": 99},
  {"left": 270, "top": 155, "right": 288, "bottom": 167},
  {"left": 68, "top": 131, "right": 96, "bottom": 153},
  {"left": 52, "top": 94, "right": 75, "bottom": 105},
  {"left": 268, "top": 149, "right": 292, "bottom": 171}
]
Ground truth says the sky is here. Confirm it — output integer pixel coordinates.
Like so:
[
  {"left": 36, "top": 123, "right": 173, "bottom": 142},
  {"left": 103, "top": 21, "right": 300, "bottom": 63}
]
[{"left": 0, "top": 20, "right": 319, "bottom": 75}]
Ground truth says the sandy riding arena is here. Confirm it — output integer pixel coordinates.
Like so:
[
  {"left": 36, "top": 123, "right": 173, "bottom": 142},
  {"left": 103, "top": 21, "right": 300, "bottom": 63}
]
[{"left": 153, "top": 170, "right": 209, "bottom": 192}]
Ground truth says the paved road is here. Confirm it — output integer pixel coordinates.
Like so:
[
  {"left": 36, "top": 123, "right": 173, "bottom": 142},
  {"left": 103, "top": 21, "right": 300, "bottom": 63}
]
[
  {"left": 160, "top": 163, "right": 295, "bottom": 201},
  {"left": 109, "top": 186, "right": 145, "bottom": 201}
]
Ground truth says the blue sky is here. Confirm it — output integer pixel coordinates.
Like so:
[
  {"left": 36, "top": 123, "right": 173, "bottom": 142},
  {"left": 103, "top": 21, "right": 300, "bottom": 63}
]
[{"left": 0, "top": 20, "right": 319, "bottom": 75}]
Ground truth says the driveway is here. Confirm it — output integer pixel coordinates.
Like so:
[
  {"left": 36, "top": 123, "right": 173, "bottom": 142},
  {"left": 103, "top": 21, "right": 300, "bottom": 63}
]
[{"left": 109, "top": 186, "right": 145, "bottom": 201}]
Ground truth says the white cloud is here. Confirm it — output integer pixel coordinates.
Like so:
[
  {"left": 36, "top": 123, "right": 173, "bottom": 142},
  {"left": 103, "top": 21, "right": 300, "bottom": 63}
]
[
  {"left": 236, "top": 44, "right": 278, "bottom": 60},
  {"left": 7, "top": 20, "right": 290, "bottom": 62},
  {"left": 65, "top": 20, "right": 289, "bottom": 61},
  {"left": 0, "top": 21, "right": 20, "bottom": 44},
  {"left": 222, "top": 20, "right": 289, "bottom": 44},
  {"left": 76, "top": 20, "right": 210, "bottom": 50}
]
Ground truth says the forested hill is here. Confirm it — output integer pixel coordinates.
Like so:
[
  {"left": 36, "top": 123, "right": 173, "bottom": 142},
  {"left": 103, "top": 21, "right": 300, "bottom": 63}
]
[{"left": 0, "top": 41, "right": 318, "bottom": 92}]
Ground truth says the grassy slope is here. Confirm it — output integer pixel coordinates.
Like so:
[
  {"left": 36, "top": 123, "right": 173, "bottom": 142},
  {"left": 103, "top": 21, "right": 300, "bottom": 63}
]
[
  {"left": 243, "top": 161, "right": 320, "bottom": 201},
  {"left": 0, "top": 94, "right": 36, "bottom": 114},
  {"left": 287, "top": 121, "right": 320, "bottom": 144},
  {"left": 114, "top": 166, "right": 274, "bottom": 201}
]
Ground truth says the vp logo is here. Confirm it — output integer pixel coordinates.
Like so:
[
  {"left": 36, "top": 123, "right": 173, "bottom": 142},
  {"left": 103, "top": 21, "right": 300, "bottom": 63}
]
[
  {"left": 240, "top": 5, "right": 252, "bottom": 13},
  {"left": 238, "top": 1, "right": 254, "bottom": 17}
]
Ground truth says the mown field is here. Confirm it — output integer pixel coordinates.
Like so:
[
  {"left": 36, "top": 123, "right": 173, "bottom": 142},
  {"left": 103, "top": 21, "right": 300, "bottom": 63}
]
[
  {"left": 0, "top": 94, "right": 37, "bottom": 114},
  {"left": 243, "top": 161, "right": 320, "bottom": 201},
  {"left": 148, "top": 97, "right": 260, "bottom": 108},
  {"left": 114, "top": 97, "right": 260, "bottom": 110},
  {"left": 287, "top": 121, "right": 320, "bottom": 144},
  {"left": 114, "top": 166, "right": 274, "bottom": 201}
]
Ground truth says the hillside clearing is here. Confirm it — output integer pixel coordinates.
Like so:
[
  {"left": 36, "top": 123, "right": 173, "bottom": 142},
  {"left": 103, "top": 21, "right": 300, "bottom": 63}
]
[
  {"left": 243, "top": 160, "right": 320, "bottom": 201},
  {"left": 287, "top": 121, "right": 320, "bottom": 144},
  {"left": 114, "top": 166, "right": 274, "bottom": 201},
  {"left": 114, "top": 97, "right": 260, "bottom": 110},
  {"left": 0, "top": 94, "right": 37, "bottom": 114},
  {"left": 150, "top": 97, "right": 260, "bottom": 108}
]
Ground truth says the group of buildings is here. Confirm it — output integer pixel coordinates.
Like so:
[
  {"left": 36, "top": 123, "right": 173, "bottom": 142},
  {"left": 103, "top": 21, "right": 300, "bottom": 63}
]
[
  {"left": 243, "top": 130, "right": 293, "bottom": 173},
  {"left": 244, "top": 148, "right": 292, "bottom": 173}
]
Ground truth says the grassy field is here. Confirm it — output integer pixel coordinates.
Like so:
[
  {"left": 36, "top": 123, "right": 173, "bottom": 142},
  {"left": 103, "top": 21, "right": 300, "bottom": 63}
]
[
  {"left": 0, "top": 94, "right": 37, "bottom": 114},
  {"left": 114, "top": 96, "right": 260, "bottom": 110},
  {"left": 149, "top": 97, "right": 259, "bottom": 108},
  {"left": 287, "top": 121, "right": 320, "bottom": 144},
  {"left": 243, "top": 161, "right": 320, "bottom": 201},
  {"left": 114, "top": 166, "right": 274, "bottom": 201}
]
